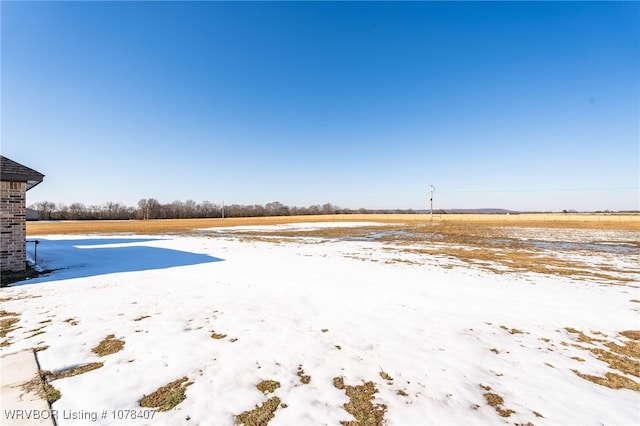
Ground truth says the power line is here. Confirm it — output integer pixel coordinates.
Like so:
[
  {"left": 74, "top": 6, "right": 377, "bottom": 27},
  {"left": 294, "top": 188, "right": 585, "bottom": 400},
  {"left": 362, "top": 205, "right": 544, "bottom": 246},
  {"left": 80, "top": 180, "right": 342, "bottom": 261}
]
[{"left": 440, "top": 187, "right": 639, "bottom": 194}]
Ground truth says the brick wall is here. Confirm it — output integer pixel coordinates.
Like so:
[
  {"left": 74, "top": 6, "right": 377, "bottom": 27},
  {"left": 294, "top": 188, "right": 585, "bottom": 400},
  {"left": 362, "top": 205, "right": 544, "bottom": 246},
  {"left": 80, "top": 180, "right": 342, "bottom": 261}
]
[{"left": 0, "top": 180, "right": 26, "bottom": 272}]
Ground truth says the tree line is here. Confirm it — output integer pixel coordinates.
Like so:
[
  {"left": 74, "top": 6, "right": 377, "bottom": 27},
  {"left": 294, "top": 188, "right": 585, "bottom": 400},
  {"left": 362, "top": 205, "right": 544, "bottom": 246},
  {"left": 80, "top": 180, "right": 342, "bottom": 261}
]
[{"left": 28, "top": 199, "right": 422, "bottom": 221}]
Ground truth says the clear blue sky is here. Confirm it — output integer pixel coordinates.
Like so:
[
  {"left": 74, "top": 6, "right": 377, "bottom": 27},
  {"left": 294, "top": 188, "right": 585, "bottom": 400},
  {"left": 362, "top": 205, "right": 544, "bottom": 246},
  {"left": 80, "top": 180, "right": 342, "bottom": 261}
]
[{"left": 2, "top": 1, "right": 638, "bottom": 212}]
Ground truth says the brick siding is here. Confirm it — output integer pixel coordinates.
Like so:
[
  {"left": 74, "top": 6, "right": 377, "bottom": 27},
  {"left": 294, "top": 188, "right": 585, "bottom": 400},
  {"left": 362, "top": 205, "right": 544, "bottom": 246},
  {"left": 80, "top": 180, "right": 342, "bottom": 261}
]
[{"left": 0, "top": 180, "right": 26, "bottom": 272}]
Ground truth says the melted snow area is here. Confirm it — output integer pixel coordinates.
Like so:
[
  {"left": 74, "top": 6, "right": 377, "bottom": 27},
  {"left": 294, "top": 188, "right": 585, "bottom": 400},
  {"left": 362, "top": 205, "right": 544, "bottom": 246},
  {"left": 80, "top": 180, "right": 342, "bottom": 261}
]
[{"left": 2, "top": 222, "right": 639, "bottom": 425}]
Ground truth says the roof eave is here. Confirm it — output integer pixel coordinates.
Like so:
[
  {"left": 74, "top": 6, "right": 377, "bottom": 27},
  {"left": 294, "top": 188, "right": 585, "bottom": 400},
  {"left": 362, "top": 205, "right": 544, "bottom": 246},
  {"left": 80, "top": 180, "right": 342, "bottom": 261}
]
[
  {"left": 26, "top": 179, "right": 44, "bottom": 191},
  {"left": 1, "top": 172, "right": 45, "bottom": 188}
]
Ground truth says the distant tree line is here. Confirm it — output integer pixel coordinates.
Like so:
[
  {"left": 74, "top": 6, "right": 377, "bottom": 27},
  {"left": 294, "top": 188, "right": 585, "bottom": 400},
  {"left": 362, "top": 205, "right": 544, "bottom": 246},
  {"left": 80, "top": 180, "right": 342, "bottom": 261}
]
[{"left": 28, "top": 199, "right": 422, "bottom": 221}]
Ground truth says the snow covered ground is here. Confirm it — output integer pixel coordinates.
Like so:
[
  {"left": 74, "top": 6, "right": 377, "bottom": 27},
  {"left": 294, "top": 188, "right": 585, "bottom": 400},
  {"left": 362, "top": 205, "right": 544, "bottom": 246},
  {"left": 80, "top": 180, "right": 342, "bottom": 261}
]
[{"left": 1, "top": 222, "right": 638, "bottom": 425}]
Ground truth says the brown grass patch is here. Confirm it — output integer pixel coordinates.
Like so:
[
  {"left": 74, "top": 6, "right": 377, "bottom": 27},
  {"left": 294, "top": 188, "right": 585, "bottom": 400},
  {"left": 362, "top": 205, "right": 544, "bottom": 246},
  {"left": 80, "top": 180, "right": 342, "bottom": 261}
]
[
  {"left": 26, "top": 330, "right": 46, "bottom": 339},
  {"left": 256, "top": 380, "right": 280, "bottom": 394},
  {"left": 333, "top": 377, "right": 387, "bottom": 426},
  {"left": 589, "top": 347, "right": 640, "bottom": 377},
  {"left": 565, "top": 327, "right": 594, "bottom": 344},
  {"left": 140, "top": 377, "right": 193, "bottom": 411},
  {"left": 235, "top": 396, "right": 281, "bottom": 426},
  {"left": 46, "top": 362, "right": 104, "bottom": 380},
  {"left": 64, "top": 318, "right": 79, "bottom": 326},
  {"left": 403, "top": 245, "right": 634, "bottom": 284},
  {"left": 92, "top": 334, "right": 125, "bottom": 356},
  {"left": 379, "top": 371, "right": 393, "bottom": 381},
  {"left": 605, "top": 339, "right": 640, "bottom": 360},
  {"left": 480, "top": 385, "right": 515, "bottom": 418},
  {"left": 572, "top": 370, "right": 640, "bottom": 391},
  {"left": 134, "top": 315, "right": 151, "bottom": 321},
  {"left": 297, "top": 366, "right": 311, "bottom": 384},
  {"left": 566, "top": 328, "right": 640, "bottom": 389},
  {"left": 620, "top": 330, "right": 640, "bottom": 340},
  {"left": 23, "top": 373, "right": 61, "bottom": 404},
  {"left": 0, "top": 316, "right": 20, "bottom": 338},
  {"left": 211, "top": 331, "right": 227, "bottom": 339},
  {"left": 500, "top": 325, "right": 524, "bottom": 335}
]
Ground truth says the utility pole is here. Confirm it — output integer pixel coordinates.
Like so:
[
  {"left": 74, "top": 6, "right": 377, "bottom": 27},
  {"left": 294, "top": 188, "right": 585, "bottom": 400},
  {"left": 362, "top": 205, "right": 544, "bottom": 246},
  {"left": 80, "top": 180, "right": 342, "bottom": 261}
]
[
  {"left": 221, "top": 201, "right": 225, "bottom": 219},
  {"left": 429, "top": 184, "right": 435, "bottom": 221}
]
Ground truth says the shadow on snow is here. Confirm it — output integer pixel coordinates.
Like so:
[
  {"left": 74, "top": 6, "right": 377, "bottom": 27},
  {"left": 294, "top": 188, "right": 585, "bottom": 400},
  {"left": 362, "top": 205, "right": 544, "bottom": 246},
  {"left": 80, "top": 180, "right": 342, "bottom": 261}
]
[{"left": 14, "top": 237, "right": 223, "bottom": 286}]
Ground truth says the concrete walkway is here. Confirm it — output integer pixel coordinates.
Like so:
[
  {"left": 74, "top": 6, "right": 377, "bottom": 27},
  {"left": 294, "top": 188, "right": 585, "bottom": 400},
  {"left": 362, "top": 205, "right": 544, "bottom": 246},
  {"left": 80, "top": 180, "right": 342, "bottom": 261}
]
[{"left": 0, "top": 349, "right": 55, "bottom": 426}]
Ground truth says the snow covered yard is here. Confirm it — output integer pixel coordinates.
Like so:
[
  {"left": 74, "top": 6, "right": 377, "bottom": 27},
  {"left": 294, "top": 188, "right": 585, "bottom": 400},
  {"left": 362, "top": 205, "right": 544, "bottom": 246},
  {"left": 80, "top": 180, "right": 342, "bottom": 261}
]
[{"left": 1, "top": 222, "right": 639, "bottom": 425}]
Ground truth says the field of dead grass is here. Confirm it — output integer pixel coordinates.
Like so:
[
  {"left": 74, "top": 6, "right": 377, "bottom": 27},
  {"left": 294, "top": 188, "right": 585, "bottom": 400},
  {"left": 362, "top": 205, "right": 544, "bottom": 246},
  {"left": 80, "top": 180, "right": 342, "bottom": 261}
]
[
  {"left": 209, "top": 220, "right": 638, "bottom": 286},
  {"left": 26, "top": 213, "right": 640, "bottom": 236},
  {"left": 26, "top": 214, "right": 639, "bottom": 287}
]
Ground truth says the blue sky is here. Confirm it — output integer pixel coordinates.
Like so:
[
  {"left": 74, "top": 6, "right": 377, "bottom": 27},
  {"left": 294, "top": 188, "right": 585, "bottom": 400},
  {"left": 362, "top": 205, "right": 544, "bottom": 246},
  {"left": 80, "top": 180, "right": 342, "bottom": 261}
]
[{"left": 2, "top": 1, "right": 638, "bottom": 212}]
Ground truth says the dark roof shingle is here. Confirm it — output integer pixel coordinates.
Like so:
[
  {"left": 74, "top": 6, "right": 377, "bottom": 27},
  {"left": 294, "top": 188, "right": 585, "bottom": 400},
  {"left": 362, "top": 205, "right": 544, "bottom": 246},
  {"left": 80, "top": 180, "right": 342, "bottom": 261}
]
[{"left": 0, "top": 156, "right": 45, "bottom": 191}]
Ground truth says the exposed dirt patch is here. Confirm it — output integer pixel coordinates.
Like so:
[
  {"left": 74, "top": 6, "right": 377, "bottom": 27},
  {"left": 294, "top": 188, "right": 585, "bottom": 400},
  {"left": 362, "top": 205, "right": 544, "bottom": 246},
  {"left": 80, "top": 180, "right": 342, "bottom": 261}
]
[
  {"left": 140, "top": 377, "right": 193, "bottom": 411},
  {"left": 92, "top": 334, "right": 125, "bottom": 356},
  {"left": 333, "top": 376, "right": 387, "bottom": 426}
]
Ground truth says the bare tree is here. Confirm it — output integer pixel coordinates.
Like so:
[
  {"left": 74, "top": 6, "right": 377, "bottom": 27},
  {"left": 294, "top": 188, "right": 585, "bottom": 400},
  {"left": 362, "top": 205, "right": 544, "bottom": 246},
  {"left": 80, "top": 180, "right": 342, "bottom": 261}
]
[
  {"left": 321, "top": 203, "right": 334, "bottom": 215},
  {"left": 68, "top": 203, "right": 86, "bottom": 220},
  {"left": 137, "top": 198, "right": 161, "bottom": 220},
  {"left": 31, "top": 201, "right": 56, "bottom": 220}
]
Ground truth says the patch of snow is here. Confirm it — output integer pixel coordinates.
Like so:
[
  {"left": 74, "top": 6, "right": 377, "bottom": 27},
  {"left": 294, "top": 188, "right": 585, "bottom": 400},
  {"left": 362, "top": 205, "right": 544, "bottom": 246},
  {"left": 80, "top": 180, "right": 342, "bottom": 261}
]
[
  {"left": 199, "top": 221, "right": 390, "bottom": 233},
  {"left": 1, "top": 227, "right": 638, "bottom": 425}
]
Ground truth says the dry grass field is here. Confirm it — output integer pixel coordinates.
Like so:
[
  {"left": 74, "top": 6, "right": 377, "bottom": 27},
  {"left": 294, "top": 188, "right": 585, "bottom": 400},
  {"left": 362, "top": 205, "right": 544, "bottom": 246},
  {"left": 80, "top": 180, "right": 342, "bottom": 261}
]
[
  {"left": 27, "top": 213, "right": 639, "bottom": 287},
  {"left": 26, "top": 213, "right": 640, "bottom": 235}
]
